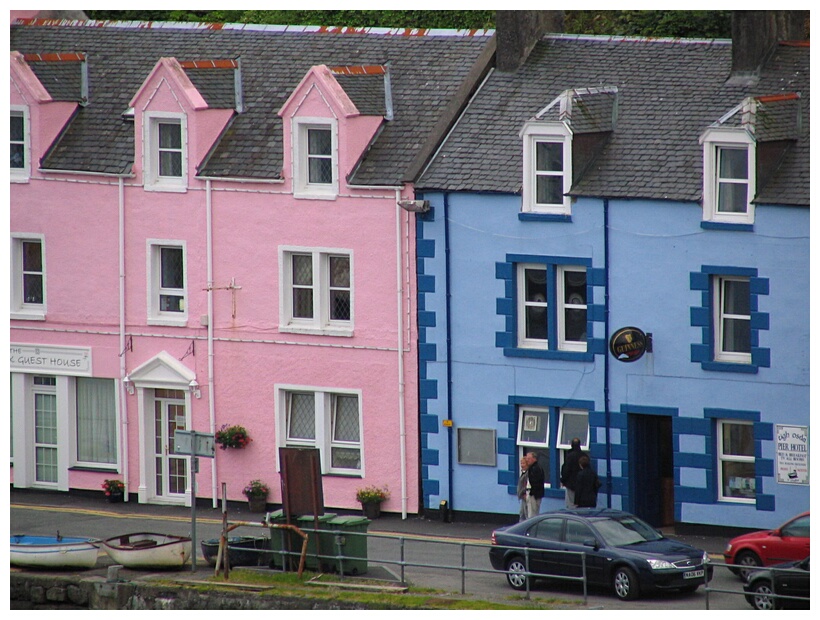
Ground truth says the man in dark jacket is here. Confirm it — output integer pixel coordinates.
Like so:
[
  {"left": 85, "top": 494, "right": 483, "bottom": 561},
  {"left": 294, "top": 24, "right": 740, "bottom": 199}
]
[
  {"left": 525, "top": 452, "right": 545, "bottom": 518},
  {"left": 574, "top": 454, "right": 602, "bottom": 508},
  {"left": 560, "top": 437, "right": 586, "bottom": 508}
]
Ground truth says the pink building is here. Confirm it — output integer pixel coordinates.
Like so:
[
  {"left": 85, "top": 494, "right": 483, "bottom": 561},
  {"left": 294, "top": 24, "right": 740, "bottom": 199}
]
[{"left": 9, "top": 18, "right": 490, "bottom": 514}]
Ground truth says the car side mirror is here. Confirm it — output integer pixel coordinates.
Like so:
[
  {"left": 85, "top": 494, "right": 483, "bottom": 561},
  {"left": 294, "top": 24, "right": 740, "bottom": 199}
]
[{"left": 583, "top": 538, "right": 599, "bottom": 550}]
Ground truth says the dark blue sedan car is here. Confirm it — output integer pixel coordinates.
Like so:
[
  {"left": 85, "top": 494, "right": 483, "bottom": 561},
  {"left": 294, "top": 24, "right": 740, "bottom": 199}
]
[{"left": 489, "top": 508, "right": 712, "bottom": 600}]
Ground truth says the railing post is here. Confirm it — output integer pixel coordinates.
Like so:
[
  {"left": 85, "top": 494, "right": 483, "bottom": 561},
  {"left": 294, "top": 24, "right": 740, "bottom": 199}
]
[
  {"left": 460, "top": 542, "right": 466, "bottom": 595},
  {"left": 524, "top": 546, "right": 531, "bottom": 600},
  {"left": 400, "top": 537, "right": 406, "bottom": 584},
  {"left": 581, "top": 552, "right": 587, "bottom": 605}
]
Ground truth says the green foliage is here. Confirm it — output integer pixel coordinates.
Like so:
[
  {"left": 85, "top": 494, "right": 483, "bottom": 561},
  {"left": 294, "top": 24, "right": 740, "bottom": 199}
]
[{"left": 84, "top": 10, "right": 731, "bottom": 38}]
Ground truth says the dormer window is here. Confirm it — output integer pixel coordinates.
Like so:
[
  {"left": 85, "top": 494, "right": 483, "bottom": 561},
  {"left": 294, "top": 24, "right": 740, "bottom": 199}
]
[
  {"left": 701, "top": 128, "right": 755, "bottom": 226},
  {"left": 293, "top": 118, "right": 338, "bottom": 199},
  {"left": 521, "top": 123, "right": 572, "bottom": 216},
  {"left": 144, "top": 112, "right": 187, "bottom": 192}
]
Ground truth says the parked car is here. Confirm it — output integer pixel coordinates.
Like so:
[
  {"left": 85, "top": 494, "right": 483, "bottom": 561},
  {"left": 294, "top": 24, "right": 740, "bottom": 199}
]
[
  {"left": 489, "top": 508, "right": 712, "bottom": 600},
  {"left": 723, "top": 511, "right": 809, "bottom": 580},
  {"left": 743, "top": 557, "right": 810, "bottom": 610}
]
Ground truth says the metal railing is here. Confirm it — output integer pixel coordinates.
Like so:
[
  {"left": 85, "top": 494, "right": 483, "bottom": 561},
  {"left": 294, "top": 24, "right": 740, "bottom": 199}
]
[{"left": 703, "top": 560, "right": 809, "bottom": 610}]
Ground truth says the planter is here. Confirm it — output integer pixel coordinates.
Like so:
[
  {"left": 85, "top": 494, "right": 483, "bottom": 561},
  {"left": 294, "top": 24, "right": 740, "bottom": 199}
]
[
  {"left": 361, "top": 501, "right": 381, "bottom": 519},
  {"left": 248, "top": 496, "right": 268, "bottom": 513},
  {"left": 106, "top": 491, "right": 124, "bottom": 503}
]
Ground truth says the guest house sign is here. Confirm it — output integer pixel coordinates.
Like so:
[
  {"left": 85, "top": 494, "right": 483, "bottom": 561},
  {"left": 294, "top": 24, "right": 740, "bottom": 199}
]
[{"left": 10, "top": 343, "right": 92, "bottom": 376}]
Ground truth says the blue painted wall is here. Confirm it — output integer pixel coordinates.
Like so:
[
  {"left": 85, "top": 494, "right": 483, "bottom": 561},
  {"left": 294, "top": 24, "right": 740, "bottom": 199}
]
[{"left": 417, "top": 190, "right": 809, "bottom": 530}]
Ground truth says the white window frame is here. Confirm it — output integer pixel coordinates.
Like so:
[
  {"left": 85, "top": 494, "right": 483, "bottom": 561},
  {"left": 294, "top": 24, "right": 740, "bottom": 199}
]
[
  {"left": 555, "top": 409, "right": 589, "bottom": 451},
  {"left": 292, "top": 117, "right": 338, "bottom": 199},
  {"left": 69, "top": 377, "right": 119, "bottom": 469},
  {"left": 10, "top": 233, "right": 46, "bottom": 321},
  {"left": 276, "top": 385, "right": 363, "bottom": 476},
  {"left": 516, "top": 263, "right": 549, "bottom": 350},
  {"left": 143, "top": 112, "right": 187, "bottom": 192},
  {"left": 279, "top": 246, "right": 353, "bottom": 337},
  {"left": 521, "top": 121, "right": 572, "bottom": 215},
  {"left": 557, "top": 265, "right": 588, "bottom": 352},
  {"left": 700, "top": 127, "right": 755, "bottom": 224},
  {"left": 516, "top": 406, "right": 551, "bottom": 488},
  {"left": 147, "top": 240, "right": 187, "bottom": 326},
  {"left": 717, "top": 419, "right": 756, "bottom": 504},
  {"left": 713, "top": 275, "right": 752, "bottom": 364},
  {"left": 10, "top": 106, "right": 31, "bottom": 182}
]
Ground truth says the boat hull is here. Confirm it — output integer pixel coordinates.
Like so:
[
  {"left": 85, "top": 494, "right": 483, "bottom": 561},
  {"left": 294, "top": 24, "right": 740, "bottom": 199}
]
[
  {"left": 102, "top": 532, "right": 192, "bottom": 569},
  {"left": 11, "top": 535, "right": 99, "bottom": 569}
]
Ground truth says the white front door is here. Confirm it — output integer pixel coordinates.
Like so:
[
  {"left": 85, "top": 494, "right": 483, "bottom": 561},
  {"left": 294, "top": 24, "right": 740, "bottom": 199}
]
[{"left": 153, "top": 388, "right": 188, "bottom": 500}]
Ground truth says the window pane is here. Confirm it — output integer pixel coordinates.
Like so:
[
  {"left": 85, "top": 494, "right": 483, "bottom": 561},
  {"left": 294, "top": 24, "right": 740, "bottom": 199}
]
[
  {"left": 723, "top": 318, "right": 751, "bottom": 353},
  {"left": 718, "top": 147, "right": 747, "bottom": 180},
  {"left": 536, "top": 176, "right": 563, "bottom": 205},
  {"left": 722, "top": 422, "right": 754, "bottom": 456},
  {"left": 457, "top": 428, "right": 496, "bottom": 466},
  {"left": 11, "top": 114, "right": 24, "bottom": 141},
  {"left": 331, "top": 447, "right": 361, "bottom": 469},
  {"left": 723, "top": 280, "right": 750, "bottom": 315},
  {"left": 11, "top": 114, "right": 24, "bottom": 169},
  {"left": 722, "top": 460, "right": 755, "bottom": 499},
  {"left": 333, "top": 395, "right": 359, "bottom": 442},
  {"left": 292, "top": 288, "right": 313, "bottom": 318},
  {"left": 532, "top": 517, "right": 563, "bottom": 541},
  {"left": 519, "top": 409, "right": 548, "bottom": 445},
  {"left": 11, "top": 143, "right": 24, "bottom": 168},
  {"left": 559, "top": 411, "right": 589, "bottom": 446},
  {"left": 329, "top": 256, "right": 350, "bottom": 288},
  {"left": 717, "top": 181, "right": 747, "bottom": 213},
  {"left": 159, "top": 151, "right": 182, "bottom": 177},
  {"left": 308, "top": 128, "right": 331, "bottom": 156},
  {"left": 308, "top": 157, "right": 332, "bottom": 184},
  {"left": 160, "top": 247, "right": 183, "bottom": 288},
  {"left": 292, "top": 255, "right": 313, "bottom": 286},
  {"left": 23, "top": 241, "right": 42, "bottom": 271},
  {"left": 566, "top": 520, "right": 595, "bottom": 544},
  {"left": 536, "top": 142, "right": 562, "bottom": 172},
  {"left": 288, "top": 393, "right": 315, "bottom": 440},
  {"left": 525, "top": 268, "right": 547, "bottom": 303},
  {"left": 76, "top": 378, "right": 117, "bottom": 464},
  {"left": 23, "top": 274, "right": 44, "bottom": 304},
  {"left": 526, "top": 307, "right": 547, "bottom": 339},
  {"left": 158, "top": 123, "right": 181, "bottom": 149},
  {"left": 330, "top": 290, "right": 350, "bottom": 321}
]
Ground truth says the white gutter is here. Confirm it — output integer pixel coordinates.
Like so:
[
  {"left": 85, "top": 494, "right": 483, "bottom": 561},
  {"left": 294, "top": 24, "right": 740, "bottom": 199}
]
[
  {"left": 395, "top": 189, "right": 408, "bottom": 519},
  {"left": 117, "top": 176, "right": 129, "bottom": 500},
  {"left": 206, "top": 179, "right": 218, "bottom": 507}
]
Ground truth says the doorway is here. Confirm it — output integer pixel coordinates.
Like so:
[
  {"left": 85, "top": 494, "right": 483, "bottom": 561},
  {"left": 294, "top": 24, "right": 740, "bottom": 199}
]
[
  {"left": 627, "top": 413, "right": 674, "bottom": 527},
  {"left": 152, "top": 388, "right": 188, "bottom": 501}
]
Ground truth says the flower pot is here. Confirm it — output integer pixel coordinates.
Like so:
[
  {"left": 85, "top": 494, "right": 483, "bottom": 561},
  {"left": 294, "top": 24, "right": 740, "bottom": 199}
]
[
  {"left": 248, "top": 496, "right": 268, "bottom": 513},
  {"left": 106, "top": 491, "right": 124, "bottom": 503},
  {"left": 361, "top": 501, "right": 381, "bottom": 519}
]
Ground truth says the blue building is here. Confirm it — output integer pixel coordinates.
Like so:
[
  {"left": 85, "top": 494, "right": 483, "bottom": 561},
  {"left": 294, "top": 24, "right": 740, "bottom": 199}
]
[{"left": 412, "top": 12, "right": 809, "bottom": 530}]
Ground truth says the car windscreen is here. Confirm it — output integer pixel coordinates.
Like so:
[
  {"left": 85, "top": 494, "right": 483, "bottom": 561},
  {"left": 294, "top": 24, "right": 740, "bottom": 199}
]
[{"left": 589, "top": 515, "right": 664, "bottom": 546}]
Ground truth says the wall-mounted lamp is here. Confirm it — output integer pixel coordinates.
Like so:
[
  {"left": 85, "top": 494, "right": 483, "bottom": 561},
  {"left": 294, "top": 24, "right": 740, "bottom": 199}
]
[
  {"left": 397, "top": 199, "right": 430, "bottom": 213},
  {"left": 189, "top": 379, "right": 201, "bottom": 399},
  {"left": 123, "top": 376, "right": 134, "bottom": 395}
]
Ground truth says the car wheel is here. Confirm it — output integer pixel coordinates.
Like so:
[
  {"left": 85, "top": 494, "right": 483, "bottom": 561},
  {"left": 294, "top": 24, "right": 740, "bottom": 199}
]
[
  {"left": 748, "top": 580, "right": 778, "bottom": 610},
  {"left": 735, "top": 550, "right": 762, "bottom": 581},
  {"left": 613, "top": 565, "right": 641, "bottom": 600},
  {"left": 505, "top": 556, "right": 529, "bottom": 591}
]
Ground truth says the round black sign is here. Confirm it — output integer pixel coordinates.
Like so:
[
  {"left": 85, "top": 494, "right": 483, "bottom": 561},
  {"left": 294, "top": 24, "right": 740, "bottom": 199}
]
[{"left": 609, "top": 327, "right": 648, "bottom": 362}]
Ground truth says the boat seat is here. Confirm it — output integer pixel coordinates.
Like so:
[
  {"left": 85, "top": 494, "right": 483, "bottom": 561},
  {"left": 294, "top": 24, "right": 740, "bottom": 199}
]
[{"left": 129, "top": 539, "right": 159, "bottom": 549}]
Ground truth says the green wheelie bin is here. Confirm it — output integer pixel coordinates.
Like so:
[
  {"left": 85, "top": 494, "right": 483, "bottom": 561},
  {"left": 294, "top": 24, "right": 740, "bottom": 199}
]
[{"left": 327, "top": 515, "right": 370, "bottom": 575}]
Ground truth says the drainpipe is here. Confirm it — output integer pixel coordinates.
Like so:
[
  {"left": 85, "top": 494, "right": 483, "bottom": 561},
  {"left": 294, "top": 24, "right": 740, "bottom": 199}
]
[
  {"left": 395, "top": 189, "right": 408, "bottom": 519},
  {"left": 206, "top": 179, "right": 217, "bottom": 507},
  {"left": 118, "top": 176, "right": 129, "bottom": 500},
  {"left": 603, "top": 198, "right": 612, "bottom": 508},
  {"left": 443, "top": 192, "right": 454, "bottom": 514}
]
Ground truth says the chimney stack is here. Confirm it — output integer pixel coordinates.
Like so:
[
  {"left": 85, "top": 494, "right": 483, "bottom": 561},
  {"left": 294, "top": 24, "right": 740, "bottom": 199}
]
[
  {"left": 730, "top": 11, "right": 808, "bottom": 85},
  {"left": 495, "top": 11, "right": 562, "bottom": 73}
]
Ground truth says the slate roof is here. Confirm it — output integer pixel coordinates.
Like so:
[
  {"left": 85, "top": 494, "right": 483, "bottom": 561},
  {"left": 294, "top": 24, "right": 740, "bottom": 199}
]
[
  {"left": 417, "top": 34, "right": 810, "bottom": 207},
  {"left": 24, "top": 53, "right": 85, "bottom": 102},
  {"left": 10, "top": 19, "right": 491, "bottom": 184}
]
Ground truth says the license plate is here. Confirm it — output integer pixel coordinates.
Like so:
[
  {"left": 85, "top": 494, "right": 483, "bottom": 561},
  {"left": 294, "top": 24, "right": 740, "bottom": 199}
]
[{"left": 683, "top": 569, "right": 705, "bottom": 579}]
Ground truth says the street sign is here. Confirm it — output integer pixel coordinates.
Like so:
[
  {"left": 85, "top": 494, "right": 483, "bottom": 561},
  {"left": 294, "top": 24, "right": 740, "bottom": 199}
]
[{"left": 174, "top": 430, "right": 216, "bottom": 458}]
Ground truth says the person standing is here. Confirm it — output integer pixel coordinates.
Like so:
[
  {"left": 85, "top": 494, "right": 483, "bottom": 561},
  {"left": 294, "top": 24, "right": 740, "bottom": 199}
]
[
  {"left": 525, "top": 452, "right": 545, "bottom": 518},
  {"left": 574, "top": 454, "right": 602, "bottom": 508},
  {"left": 516, "top": 457, "right": 530, "bottom": 522},
  {"left": 560, "top": 437, "right": 586, "bottom": 508}
]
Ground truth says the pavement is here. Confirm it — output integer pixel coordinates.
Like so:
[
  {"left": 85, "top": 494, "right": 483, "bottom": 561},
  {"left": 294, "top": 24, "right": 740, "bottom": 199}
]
[{"left": 9, "top": 487, "right": 730, "bottom": 557}]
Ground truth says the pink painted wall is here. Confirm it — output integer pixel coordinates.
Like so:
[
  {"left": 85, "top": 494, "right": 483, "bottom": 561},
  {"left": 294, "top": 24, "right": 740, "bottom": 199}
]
[{"left": 10, "top": 55, "right": 420, "bottom": 513}]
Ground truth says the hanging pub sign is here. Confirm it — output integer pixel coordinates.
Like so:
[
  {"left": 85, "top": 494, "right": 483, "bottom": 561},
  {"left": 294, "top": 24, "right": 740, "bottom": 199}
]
[{"left": 609, "top": 327, "right": 648, "bottom": 362}]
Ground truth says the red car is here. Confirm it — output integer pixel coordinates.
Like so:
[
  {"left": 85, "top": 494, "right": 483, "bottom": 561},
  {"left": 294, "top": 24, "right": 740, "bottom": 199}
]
[{"left": 724, "top": 511, "right": 810, "bottom": 580}]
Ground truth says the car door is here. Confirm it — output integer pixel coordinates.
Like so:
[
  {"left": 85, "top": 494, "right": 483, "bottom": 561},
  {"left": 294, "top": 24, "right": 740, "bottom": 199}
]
[
  {"left": 559, "top": 518, "right": 608, "bottom": 587},
  {"left": 525, "top": 517, "right": 565, "bottom": 578},
  {"left": 768, "top": 514, "right": 810, "bottom": 563}
]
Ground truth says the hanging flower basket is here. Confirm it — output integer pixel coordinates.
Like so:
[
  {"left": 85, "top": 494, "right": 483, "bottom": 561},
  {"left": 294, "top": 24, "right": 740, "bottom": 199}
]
[{"left": 215, "top": 424, "right": 252, "bottom": 450}]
